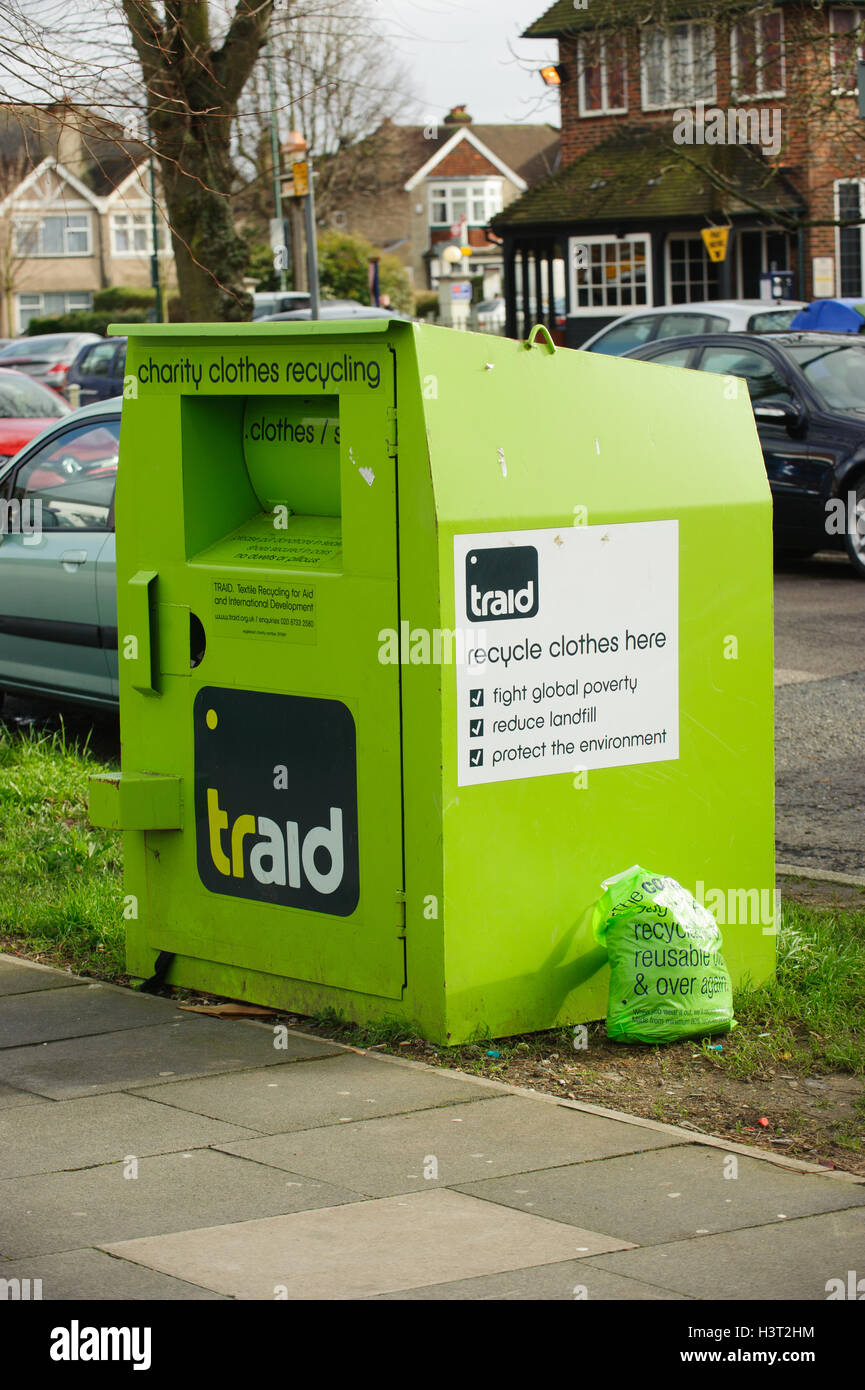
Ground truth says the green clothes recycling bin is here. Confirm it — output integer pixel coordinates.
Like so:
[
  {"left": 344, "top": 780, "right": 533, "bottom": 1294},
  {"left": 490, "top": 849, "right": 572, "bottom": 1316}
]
[{"left": 89, "top": 319, "right": 775, "bottom": 1044}]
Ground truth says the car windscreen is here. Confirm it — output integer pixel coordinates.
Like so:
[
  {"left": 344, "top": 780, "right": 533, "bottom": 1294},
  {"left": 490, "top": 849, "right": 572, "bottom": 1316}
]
[
  {"left": 785, "top": 342, "right": 865, "bottom": 410},
  {"left": 0, "top": 375, "right": 68, "bottom": 417},
  {"left": 747, "top": 307, "right": 801, "bottom": 332},
  {"left": 0, "top": 336, "right": 73, "bottom": 359}
]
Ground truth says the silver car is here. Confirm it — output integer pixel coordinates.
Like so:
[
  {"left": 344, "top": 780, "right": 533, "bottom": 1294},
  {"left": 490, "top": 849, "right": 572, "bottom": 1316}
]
[
  {"left": 578, "top": 299, "right": 807, "bottom": 354},
  {"left": 0, "top": 397, "right": 120, "bottom": 710}
]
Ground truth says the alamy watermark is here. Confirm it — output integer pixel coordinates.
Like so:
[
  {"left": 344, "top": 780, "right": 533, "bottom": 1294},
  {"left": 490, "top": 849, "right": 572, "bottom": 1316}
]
[
  {"left": 825, "top": 491, "right": 865, "bottom": 539},
  {"left": 0, "top": 499, "right": 41, "bottom": 545},
  {"left": 673, "top": 100, "right": 781, "bottom": 158}
]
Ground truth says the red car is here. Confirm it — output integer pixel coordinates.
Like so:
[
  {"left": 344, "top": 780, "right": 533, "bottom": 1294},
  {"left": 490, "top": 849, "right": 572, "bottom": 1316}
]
[{"left": 0, "top": 368, "right": 70, "bottom": 467}]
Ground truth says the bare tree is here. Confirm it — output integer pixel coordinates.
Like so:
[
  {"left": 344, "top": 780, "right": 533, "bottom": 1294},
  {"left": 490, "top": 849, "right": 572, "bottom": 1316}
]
[
  {"left": 235, "top": 0, "right": 417, "bottom": 231},
  {"left": 0, "top": 148, "right": 32, "bottom": 334},
  {"left": 120, "top": 0, "right": 275, "bottom": 320}
]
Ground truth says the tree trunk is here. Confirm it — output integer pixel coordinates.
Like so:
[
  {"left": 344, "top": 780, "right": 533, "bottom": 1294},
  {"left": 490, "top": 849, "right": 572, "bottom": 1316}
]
[{"left": 121, "top": 0, "right": 275, "bottom": 321}]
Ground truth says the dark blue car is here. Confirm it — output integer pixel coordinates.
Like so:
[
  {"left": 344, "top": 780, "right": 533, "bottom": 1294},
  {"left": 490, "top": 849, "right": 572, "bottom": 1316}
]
[
  {"left": 625, "top": 330, "right": 865, "bottom": 577},
  {"left": 65, "top": 337, "right": 127, "bottom": 406}
]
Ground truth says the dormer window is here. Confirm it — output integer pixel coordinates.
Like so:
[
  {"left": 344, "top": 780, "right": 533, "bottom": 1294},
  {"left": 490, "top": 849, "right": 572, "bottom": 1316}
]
[
  {"left": 641, "top": 22, "right": 716, "bottom": 110},
  {"left": 578, "top": 34, "right": 627, "bottom": 116},
  {"left": 831, "top": 7, "right": 864, "bottom": 94},
  {"left": 731, "top": 10, "right": 785, "bottom": 99}
]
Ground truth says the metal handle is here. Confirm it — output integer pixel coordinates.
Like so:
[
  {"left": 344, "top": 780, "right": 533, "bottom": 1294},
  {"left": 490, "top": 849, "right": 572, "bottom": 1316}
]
[
  {"left": 523, "top": 323, "right": 557, "bottom": 354},
  {"left": 59, "top": 550, "right": 87, "bottom": 567}
]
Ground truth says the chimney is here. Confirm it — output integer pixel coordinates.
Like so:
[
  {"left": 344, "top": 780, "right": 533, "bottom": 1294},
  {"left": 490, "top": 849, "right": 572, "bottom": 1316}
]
[
  {"left": 46, "top": 103, "right": 85, "bottom": 177},
  {"left": 443, "top": 106, "right": 472, "bottom": 125}
]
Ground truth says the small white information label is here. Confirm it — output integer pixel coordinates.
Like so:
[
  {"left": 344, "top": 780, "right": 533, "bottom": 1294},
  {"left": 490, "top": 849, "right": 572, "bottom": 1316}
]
[{"left": 454, "top": 521, "right": 678, "bottom": 786}]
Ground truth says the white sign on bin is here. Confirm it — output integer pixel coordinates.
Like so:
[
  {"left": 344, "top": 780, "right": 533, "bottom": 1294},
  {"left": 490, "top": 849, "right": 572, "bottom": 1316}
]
[{"left": 453, "top": 521, "right": 679, "bottom": 786}]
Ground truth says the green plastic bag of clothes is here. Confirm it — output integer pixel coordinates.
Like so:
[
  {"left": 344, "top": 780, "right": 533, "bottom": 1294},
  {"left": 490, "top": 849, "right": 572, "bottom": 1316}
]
[{"left": 593, "top": 865, "right": 735, "bottom": 1044}]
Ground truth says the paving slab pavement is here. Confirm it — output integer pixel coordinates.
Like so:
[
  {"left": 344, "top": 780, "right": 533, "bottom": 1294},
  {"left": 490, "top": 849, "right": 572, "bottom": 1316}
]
[
  {"left": 0, "top": 1249, "right": 227, "bottom": 1300},
  {"left": 0, "top": 981, "right": 182, "bottom": 1050},
  {"left": 1, "top": 951, "right": 863, "bottom": 1301},
  {"left": 0, "top": 1015, "right": 341, "bottom": 1099},
  {"left": 0, "top": 957, "right": 88, "bottom": 996},
  {"left": 100, "top": 1190, "right": 635, "bottom": 1301},
  {"left": 0, "top": 1148, "right": 361, "bottom": 1259},
  {"left": 130, "top": 1053, "right": 500, "bottom": 1132},
  {"left": 215, "top": 1093, "right": 683, "bottom": 1198},
  {"left": 0, "top": 1092, "right": 257, "bottom": 1179},
  {"left": 371, "top": 1261, "right": 692, "bottom": 1300},
  {"left": 454, "top": 1144, "right": 865, "bottom": 1244},
  {"left": 583, "top": 1206, "right": 865, "bottom": 1301}
]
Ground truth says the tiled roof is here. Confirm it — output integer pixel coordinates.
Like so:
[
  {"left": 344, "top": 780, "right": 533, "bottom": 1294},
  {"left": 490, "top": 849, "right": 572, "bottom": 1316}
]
[
  {"left": 490, "top": 127, "right": 804, "bottom": 228},
  {"left": 0, "top": 105, "right": 146, "bottom": 198},
  {"left": 328, "top": 119, "right": 560, "bottom": 187},
  {"left": 523, "top": 0, "right": 814, "bottom": 40}
]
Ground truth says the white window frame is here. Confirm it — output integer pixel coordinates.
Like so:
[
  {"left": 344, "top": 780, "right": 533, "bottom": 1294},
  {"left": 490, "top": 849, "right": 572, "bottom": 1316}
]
[
  {"left": 568, "top": 234, "right": 653, "bottom": 316},
  {"left": 577, "top": 34, "right": 628, "bottom": 117},
  {"left": 830, "top": 7, "right": 864, "bottom": 94},
  {"left": 14, "top": 212, "right": 92, "bottom": 258},
  {"left": 664, "top": 233, "right": 722, "bottom": 302},
  {"left": 835, "top": 177, "right": 865, "bottom": 296},
  {"left": 110, "top": 209, "right": 167, "bottom": 256},
  {"left": 640, "top": 21, "right": 717, "bottom": 111},
  {"left": 16, "top": 291, "right": 93, "bottom": 332},
  {"left": 730, "top": 9, "right": 786, "bottom": 99},
  {"left": 428, "top": 180, "right": 503, "bottom": 227}
]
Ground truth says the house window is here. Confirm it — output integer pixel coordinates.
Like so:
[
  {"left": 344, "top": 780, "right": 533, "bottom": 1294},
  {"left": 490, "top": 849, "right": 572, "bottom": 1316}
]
[
  {"left": 14, "top": 214, "right": 91, "bottom": 257},
  {"left": 428, "top": 182, "right": 503, "bottom": 227},
  {"left": 731, "top": 10, "right": 785, "bottom": 98},
  {"left": 16, "top": 291, "right": 93, "bottom": 331},
  {"left": 111, "top": 211, "right": 166, "bottom": 255},
  {"left": 569, "top": 234, "right": 652, "bottom": 313},
  {"left": 830, "top": 8, "right": 864, "bottom": 93},
  {"left": 667, "top": 236, "right": 720, "bottom": 302},
  {"left": 836, "top": 179, "right": 864, "bottom": 295},
  {"left": 641, "top": 22, "right": 716, "bottom": 109},
  {"left": 578, "top": 34, "right": 627, "bottom": 116}
]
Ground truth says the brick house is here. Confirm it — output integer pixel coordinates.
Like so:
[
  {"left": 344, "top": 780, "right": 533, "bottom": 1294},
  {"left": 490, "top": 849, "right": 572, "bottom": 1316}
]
[
  {"left": 493, "top": 0, "right": 865, "bottom": 346},
  {"left": 318, "top": 109, "right": 560, "bottom": 296},
  {"left": 0, "top": 104, "right": 174, "bottom": 336}
]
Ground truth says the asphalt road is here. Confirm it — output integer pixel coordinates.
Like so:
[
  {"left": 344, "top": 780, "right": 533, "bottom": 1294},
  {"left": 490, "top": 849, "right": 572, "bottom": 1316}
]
[
  {"left": 774, "top": 551, "right": 865, "bottom": 876},
  {"left": 1, "top": 552, "right": 863, "bottom": 876}
]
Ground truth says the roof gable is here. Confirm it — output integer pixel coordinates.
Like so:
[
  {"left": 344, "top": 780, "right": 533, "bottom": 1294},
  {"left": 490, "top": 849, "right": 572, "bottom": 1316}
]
[
  {"left": 405, "top": 126, "right": 532, "bottom": 191},
  {"left": 0, "top": 156, "right": 103, "bottom": 213}
]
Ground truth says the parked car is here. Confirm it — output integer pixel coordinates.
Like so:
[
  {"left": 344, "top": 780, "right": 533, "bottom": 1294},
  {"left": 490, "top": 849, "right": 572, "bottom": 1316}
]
[
  {"left": 65, "top": 337, "right": 127, "bottom": 405},
  {"left": 259, "top": 301, "right": 411, "bottom": 322},
  {"left": 0, "top": 332, "right": 102, "bottom": 393},
  {"left": 788, "top": 298, "right": 865, "bottom": 333},
  {"left": 471, "top": 297, "right": 506, "bottom": 333},
  {"left": 0, "top": 368, "right": 70, "bottom": 468},
  {"left": 579, "top": 299, "right": 807, "bottom": 355},
  {"left": 624, "top": 330, "right": 865, "bottom": 576},
  {"left": 252, "top": 291, "right": 311, "bottom": 319},
  {"left": 0, "top": 397, "right": 120, "bottom": 710}
]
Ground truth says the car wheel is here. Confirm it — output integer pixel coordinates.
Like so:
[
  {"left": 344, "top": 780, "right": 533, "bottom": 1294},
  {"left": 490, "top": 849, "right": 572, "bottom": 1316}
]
[{"left": 843, "top": 476, "right": 865, "bottom": 579}]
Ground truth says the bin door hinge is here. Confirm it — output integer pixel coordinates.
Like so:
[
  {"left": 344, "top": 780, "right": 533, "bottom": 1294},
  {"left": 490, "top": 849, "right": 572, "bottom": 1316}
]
[
  {"left": 395, "top": 889, "right": 406, "bottom": 935},
  {"left": 385, "top": 406, "right": 398, "bottom": 458}
]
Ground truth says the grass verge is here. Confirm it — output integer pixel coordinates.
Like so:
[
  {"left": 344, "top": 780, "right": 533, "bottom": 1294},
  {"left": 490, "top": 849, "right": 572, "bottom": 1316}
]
[{"left": 0, "top": 724, "right": 862, "bottom": 1169}]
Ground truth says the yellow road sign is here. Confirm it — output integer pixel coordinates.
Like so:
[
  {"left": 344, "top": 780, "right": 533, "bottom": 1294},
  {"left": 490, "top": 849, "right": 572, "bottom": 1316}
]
[
  {"left": 291, "top": 160, "right": 309, "bottom": 197},
  {"left": 701, "top": 227, "right": 730, "bottom": 263}
]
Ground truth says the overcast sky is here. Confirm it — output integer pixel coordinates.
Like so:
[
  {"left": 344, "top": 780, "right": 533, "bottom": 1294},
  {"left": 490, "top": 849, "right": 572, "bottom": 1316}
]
[{"left": 373, "top": 0, "right": 560, "bottom": 127}]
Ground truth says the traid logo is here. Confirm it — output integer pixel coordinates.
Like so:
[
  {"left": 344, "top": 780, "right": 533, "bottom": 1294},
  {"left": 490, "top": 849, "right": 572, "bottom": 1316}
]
[
  {"left": 194, "top": 688, "right": 359, "bottom": 916},
  {"left": 466, "top": 545, "right": 539, "bottom": 622}
]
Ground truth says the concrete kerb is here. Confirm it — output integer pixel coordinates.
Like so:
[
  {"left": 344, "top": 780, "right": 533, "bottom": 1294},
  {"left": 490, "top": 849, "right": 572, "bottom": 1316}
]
[
  {"left": 777, "top": 863, "right": 865, "bottom": 889},
  {"left": 244, "top": 1019, "right": 865, "bottom": 1186},
  {"left": 4, "top": 950, "right": 861, "bottom": 1189}
]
